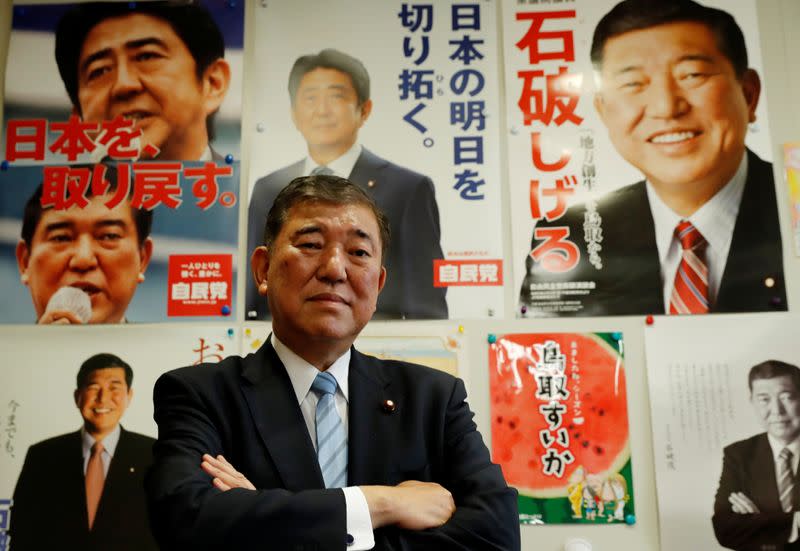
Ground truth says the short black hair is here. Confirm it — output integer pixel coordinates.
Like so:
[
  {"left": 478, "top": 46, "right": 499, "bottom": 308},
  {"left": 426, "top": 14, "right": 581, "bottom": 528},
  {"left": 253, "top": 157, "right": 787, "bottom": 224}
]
[
  {"left": 591, "top": 0, "right": 749, "bottom": 78},
  {"left": 54, "top": 0, "right": 225, "bottom": 139},
  {"left": 20, "top": 163, "right": 154, "bottom": 249},
  {"left": 748, "top": 360, "right": 800, "bottom": 394},
  {"left": 288, "top": 49, "right": 370, "bottom": 106},
  {"left": 76, "top": 352, "right": 133, "bottom": 389},
  {"left": 264, "top": 174, "right": 390, "bottom": 263}
]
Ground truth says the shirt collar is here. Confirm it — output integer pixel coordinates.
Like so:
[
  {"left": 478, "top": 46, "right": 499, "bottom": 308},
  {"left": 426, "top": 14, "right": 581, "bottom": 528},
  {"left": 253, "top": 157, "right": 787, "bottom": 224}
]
[
  {"left": 270, "top": 333, "right": 351, "bottom": 406},
  {"left": 198, "top": 145, "right": 213, "bottom": 162},
  {"left": 767, "top": 433, "right": 800, "bottom": 461},
  {"left": 81, "top": 423, "right": 121, "bottom": 458},
  {"left": 302, "top": 143, "right": 362, "bottom": 178},
  {"left": 647, "top": 152, "right": 747, "bottom": 263}
]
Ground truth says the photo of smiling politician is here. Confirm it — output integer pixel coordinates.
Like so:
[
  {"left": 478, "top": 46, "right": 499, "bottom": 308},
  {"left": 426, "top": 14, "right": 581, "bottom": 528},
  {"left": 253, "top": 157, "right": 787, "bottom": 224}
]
[
  {"left": 14, "top": 164, "right": 154, "bottom": 324},
  {"left": 713, "top": 360, "right": 800, "bottom": 551},
  {"left": 9, "top": 353, "right": 157, "bottom": 550},
  {"left": 247, "top": 48, "right": 447, "bottom": 321},
  {"left": 518, "top": 0, "right": 786, "bottom": 317},
  {"left": 52, "top": 1, "right": 231, "bottom": 161}
]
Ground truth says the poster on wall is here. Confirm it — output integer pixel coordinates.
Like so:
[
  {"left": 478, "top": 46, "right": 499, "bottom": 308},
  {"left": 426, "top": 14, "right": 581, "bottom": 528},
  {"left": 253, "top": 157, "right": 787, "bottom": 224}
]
[
  {"left": 784, "top": 143, "right": 800, "bottom": 256},
  {"left": 243, "top": 323, "right": 466, "bottom": 381},
  {"left": 0, "top": 325, "right": 239, "bottom": 549},
  {"left": 645, "top": 314, "right": 800, "bottom": 551},
  {"left": 505, "top": 0, "right": 786, "bottom": 317},
  {"left": 0, "top": 1, "right": 244, "bottom": 324},
  {"left": 246, "top": 0, "right": 505, "bottom": 321},
  {"left": 489, "top": 332, "right": 633, "bottom": 524}
]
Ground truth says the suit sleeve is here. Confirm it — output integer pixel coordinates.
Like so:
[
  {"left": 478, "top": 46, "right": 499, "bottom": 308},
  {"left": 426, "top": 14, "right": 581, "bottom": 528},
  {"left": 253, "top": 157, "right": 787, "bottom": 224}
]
[
  {"left": 712, "top": 445, "right": 793, "bottom": 549},
  {"left": 399, "top": 175, "right": 448, "bottom": 319},
  {"left": 376, "top": 378, "right": 520, "bottom": 551},
  {"left": 144, "top": 370, "right": 347, "bottom": 551},
  {"left": 9, "top": 446, "right": 39, "bottom": 549}
]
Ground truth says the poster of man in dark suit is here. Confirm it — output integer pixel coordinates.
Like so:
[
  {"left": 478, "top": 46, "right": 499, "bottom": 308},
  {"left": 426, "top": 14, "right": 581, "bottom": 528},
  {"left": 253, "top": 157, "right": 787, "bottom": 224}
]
[
  {"left": 9, "top": 353, "right": 156, "bottom": 550},
  {"left": 247, "top": 48, "right": 447, "bottom": 320},
  {"left": 713, "top": 360, "right": 800, "bottom": 551},
  {"left": 516, "top": 0, "right": 786, "bottom": 317}
]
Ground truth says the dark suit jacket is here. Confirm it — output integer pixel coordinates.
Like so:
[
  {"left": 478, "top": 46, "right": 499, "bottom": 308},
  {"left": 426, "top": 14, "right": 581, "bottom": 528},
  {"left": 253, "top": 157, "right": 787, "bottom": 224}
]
[
  {"left": 713, "top": 433, "right": 800, "bottom": 551},
  {"left": 10, "top": 427, "right": 157, "bottom": 551},
  {"left": 247, "top": 148, "right": 448, "bottom": 320},
  {"left": 518, "top": 149, "right": 787, "bottom": 316},
  {"left": 145, "top": 342, "right": 520, "bottom": 550}
]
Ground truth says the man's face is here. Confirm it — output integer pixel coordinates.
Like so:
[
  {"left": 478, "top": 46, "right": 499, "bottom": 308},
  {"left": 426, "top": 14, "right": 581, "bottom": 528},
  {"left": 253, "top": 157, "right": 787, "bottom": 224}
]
[
  {"left": 77, "top": 13, "right": 224, "bottom": 160},
  {"left": 751, "top": 375, "right": 800, "bottom": 445},
  {"left": 594, "top": 21, "right": 759, "bottom": 201},
  {"left": 291, "top": 68, "right": 372, "bottom": 157},
  {"left": 74, "top": 367, "right": 132, "bottom": 439},
  {"left": 16, "top": 194, "right": 153, "bottom": 323},
  {"left": 254, "top": 200, "right": 386, "bottom": 350}
]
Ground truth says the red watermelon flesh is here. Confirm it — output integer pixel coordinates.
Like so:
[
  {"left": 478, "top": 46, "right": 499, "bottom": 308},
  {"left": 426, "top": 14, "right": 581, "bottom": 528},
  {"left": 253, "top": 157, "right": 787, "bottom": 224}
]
[{"left": 489, "top": 333, "right": 630, "bottom": 498}]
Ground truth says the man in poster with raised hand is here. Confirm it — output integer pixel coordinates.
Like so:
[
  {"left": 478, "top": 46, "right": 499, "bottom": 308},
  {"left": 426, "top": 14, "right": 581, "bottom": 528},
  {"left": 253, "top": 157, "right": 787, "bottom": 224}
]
[
  {"left": 147, "top": 175, "right": 519, "bottom": 550},
  {"left": 518, "top": 0, "right": 786, "bottom": 317}
]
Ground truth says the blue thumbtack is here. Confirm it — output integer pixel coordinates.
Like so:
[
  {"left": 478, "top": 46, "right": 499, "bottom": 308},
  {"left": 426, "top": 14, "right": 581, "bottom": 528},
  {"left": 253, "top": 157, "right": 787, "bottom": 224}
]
[
  {"left": 487, "top": 334, "right": 497, "bottom": 344},
  {"left": 221, "top": 305, "right": 231, "bottom": 316},
  {"left": 225, "top": 153, "right": 234, "bottom": 164},
  {"left": 611, "top": 332, "right": 622, "bottom": 341},
  {"left": 0, "top": 160, "right": 9, "bottom": 171},
  {"left": 625, "top": 513, "right": 636, "bottom": 525},
  {"left": 227, "top": 328, "right": 234, "bottom": 337}
]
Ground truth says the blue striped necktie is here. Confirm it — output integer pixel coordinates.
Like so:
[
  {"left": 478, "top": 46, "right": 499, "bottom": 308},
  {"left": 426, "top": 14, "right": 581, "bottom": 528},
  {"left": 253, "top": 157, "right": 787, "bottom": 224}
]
[
  {"left": 778, "top": 447, "right": 795, "bottom": 512},
  {"left": 311, "top": 371, "right": 347, "bottom": 488}
]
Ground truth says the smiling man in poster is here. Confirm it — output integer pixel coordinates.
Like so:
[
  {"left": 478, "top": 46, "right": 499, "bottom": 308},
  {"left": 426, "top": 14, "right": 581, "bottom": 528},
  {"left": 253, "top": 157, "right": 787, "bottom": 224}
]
[{"left": 518, "top": 0, "right": 786, "bottom": 317}]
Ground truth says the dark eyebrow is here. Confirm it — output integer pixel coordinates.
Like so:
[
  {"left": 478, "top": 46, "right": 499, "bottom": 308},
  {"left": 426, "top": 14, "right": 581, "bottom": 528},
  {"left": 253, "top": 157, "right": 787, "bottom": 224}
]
[
  {"left": 292, "top": 225, "right": 376, "bottom": 245},
  {"left": 43, "top": 221, "right": 74, "bottom": 234},
  {"left": 612, "top": 54, "right": 717, "bottom": 77},
  {"left": 80, "top": 37, "right": 169, "bottom": 75}
]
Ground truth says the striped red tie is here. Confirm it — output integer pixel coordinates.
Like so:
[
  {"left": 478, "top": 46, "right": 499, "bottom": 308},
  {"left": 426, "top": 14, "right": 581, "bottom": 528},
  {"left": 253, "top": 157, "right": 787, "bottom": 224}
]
[{"left": 669, "top": 221, "right": 709, "bottom": 314}]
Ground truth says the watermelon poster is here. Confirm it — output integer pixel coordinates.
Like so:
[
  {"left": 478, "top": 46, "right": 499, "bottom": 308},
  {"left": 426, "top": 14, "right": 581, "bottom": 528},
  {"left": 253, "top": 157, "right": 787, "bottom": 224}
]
[
  {"left": 489, "top": 332, "right": 633, "bottom": 524},
  {"left": 646, "top": 314, "right": 800, "bottom": 551}
]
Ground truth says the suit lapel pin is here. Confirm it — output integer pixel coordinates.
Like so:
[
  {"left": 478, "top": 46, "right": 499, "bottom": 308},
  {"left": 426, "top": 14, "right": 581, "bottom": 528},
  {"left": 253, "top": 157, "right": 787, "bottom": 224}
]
[
  {"left": 130, "top": 467, "right": 135, "bottom": 473},
  {"left": 367, "top": 180, "right": 376, "bottom": 188},
  {"left": 381, "top": 399, "right": 396, "bottom": 413}
]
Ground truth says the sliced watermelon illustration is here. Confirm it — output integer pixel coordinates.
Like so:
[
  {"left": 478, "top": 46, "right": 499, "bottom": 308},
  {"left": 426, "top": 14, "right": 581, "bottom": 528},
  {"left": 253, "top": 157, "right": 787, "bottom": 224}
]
[{"left": 489, "top": 332, "right": 633, "bottom": 524}]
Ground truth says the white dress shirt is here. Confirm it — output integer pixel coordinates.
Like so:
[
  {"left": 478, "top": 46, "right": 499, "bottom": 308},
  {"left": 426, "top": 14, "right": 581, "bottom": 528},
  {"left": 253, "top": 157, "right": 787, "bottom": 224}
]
[
  {"left": 766, "top": 434, "right": 800, "bottom": 543},
  {"left": 302, "top": 143, "right": 362, "bottom": 178},
  {"left": 271, "top": 334, "right": 375, "bottom": 550},
  {"left": 648, "top": 153, "right": 748, "bottom": 312},
  {"left": 81, "top": 424, "right": 121, "bottom": 477}
]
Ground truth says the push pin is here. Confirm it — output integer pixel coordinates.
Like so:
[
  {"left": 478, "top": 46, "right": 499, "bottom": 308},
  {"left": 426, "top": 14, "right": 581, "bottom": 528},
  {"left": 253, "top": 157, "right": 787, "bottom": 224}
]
[
  {"left": 625, "top": 513, "right": 636, "bottom": 525},
  {"left": 611, "top": 332, "right": 622, "bottom": 341},
  {"left": 0, "top": 160, "right": 9, "bottom": 171},
  {"left": 225, "top": 153, "right": 234, "bottom": 164},
  {"left": 488, "top": 334, "right": 497, "bottom": 344},
  {"left": 382, "top": 399, "right": 396, "bottom": 413},
  {"left": 520, "top": 305, "right": 528, "bottom": 315},
  {"left": 221, "top": 304, "right": 231, "bottom": 316},
  {"left": 645, "top": 314, "right": 654, "bottom": 326},
  {"left": 227, "top": 328, "right": 235, "bottom": 337}
]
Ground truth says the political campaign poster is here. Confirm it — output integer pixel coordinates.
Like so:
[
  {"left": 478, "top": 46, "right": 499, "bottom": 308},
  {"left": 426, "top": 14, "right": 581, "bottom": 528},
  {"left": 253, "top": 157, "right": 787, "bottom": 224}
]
[
  {"left": 784, "top": 143, "right": 800, "bottom": 256},
  {"left": 0, "top": 325, "right": 239, "bottom": 549},
  {"left": 505, "top": 0, "right": 785, "bottom": 317},
  {"left": 0, "top": 1, "right": 244, "bottom": 324},
  {"left": 246, "top": 0, "right": 505, "bottom": 321},
  {"left": 645, "top": 314, "right": 799, "bottom": 551},
  {"left": 243, "top": 322, "right": 466, "bottom": 381},
  {"left": 489, "top": 331, "right": 633, "bottom": 524}
]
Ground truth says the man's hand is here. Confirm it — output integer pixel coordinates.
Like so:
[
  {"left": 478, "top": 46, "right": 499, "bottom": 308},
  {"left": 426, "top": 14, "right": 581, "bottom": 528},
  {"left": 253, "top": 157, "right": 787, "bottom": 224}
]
[
  {"left": 201, "top": 454, "right": 256, "bottom": 491},
  {"left": 38, "top": 310, "right": 85, "bottom": 324},
  {"left": 729, "top": 492, "right": 761, "bottom": 514},
  {"left": 361, "top": 481, "right": 455, "bottom": 530}
]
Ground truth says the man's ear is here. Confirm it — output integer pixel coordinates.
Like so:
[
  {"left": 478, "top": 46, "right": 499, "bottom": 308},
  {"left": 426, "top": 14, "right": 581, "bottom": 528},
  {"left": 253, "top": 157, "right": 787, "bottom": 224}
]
[
  {"left": 74, "top": 389, "right": 81, "bottom": 408},
  {"left": 359, "top": 99, "right": 373, "bottom": 127},
  {"left": 202, "top": 58, "right": 232, "bottom": 116},
  {"left": 251, "top": 246, "right": 270, "bottom": 296},
  {"left": 138, "top": 238, "right": 154, "bottom": 282},
  {"left": 593, "top": 93, "right": 607, "bottom": 124},
  {"left": 377, "top": 266, "right": 387, "bottom": 293},
  {"left": 15, "top": 239, "right": 30, "bottom": 284},
  {"left": 741, "top": 69, "right": 761, "bottom": 124}
]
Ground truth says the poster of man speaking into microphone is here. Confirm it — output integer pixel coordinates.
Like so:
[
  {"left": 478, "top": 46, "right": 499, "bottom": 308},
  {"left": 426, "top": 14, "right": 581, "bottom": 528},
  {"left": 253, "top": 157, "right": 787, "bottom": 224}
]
[{"left": 0, "top": 1, "right": 243, "bottom": 324}]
